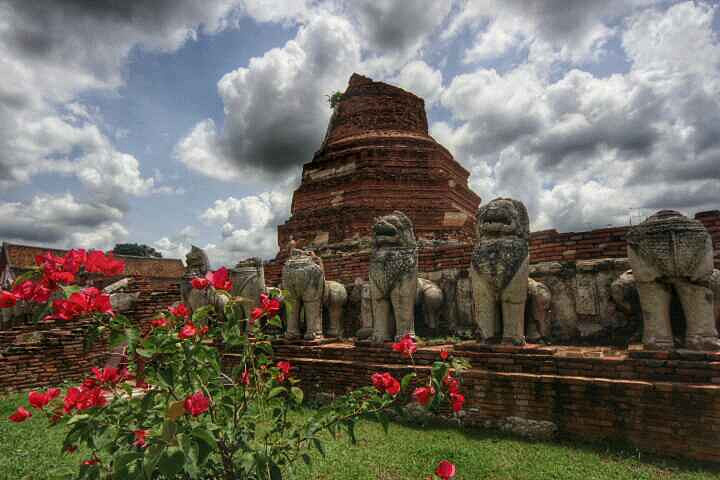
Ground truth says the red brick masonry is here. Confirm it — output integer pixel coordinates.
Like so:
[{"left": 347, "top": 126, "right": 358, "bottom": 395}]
[
  {"left": 255, "top": 342, "right": 720, "bottom": 463},
  {"left": 265, "top": 210, "right": 720, "bottom": 285}
]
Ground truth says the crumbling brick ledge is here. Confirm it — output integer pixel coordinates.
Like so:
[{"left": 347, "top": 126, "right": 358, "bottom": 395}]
[{"left": 226, "top": 342, "right": 720, "bottom": 463}]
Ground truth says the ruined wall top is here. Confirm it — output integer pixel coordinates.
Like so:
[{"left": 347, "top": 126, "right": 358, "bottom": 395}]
[{"left": 320, "top": 73, "right": 430, "bottom": 149}]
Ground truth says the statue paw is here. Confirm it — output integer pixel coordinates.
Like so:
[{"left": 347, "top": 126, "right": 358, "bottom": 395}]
[
  {"left": 356, "top": 327, "right": 373, "bottom": 340},
  {"left": 285, "top": 331, "right": 301, "bottom": 341},
  {"left": 644, "top": 336, "right": 674, "bottom": 351},
  {"left": 685, "top": 335, "right": 720, "bottom": 351}
]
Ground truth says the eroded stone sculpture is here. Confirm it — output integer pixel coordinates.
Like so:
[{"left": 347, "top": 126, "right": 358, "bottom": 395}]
[
  {"left": 416, "top": 278, "right": 444, "bottom": 331},
  {"left": 470, "top": 198, "right": 530, "bottom": 345},
  {"left": 182, "top": 246, "right": 228, "bottom": 319},
  {"left": 627, "top": 210, "right": 719, "bottom": 350},
  {"left": 282, "top": 249, "right": 325, "bottom": 340},
  {"left": 230, "top": 258, "right": 266, "bottom": 322},
  {"left": 366, "top": 211, "right": 418, "bottom": 343},
  {"left": 526, "top": 278, "right": 551, "bottom": 343},
  {"left": 323, "top": 280, "right": 348, "bottom": 337}
]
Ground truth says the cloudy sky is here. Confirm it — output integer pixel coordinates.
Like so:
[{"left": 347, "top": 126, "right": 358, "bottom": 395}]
[{"left": 1, "top": 0, "right": 719, "bottom": 266}]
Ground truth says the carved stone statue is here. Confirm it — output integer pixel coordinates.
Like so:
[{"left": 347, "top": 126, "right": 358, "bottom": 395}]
[
  {"left": 185, "top": 245, "right": 210, "bottom": 276},
  {"left": 182, "top": 246, "right": 229, "bottom": 319},
  {"left": 366, "top": 211, "right": 418, "bottom": 343},
  {"left": 230, "top": 258, "right": 266, "bottom": 321},
  {"left": 626, "top": 210, "right": 719, "bottom": 350},
  {"left": 470, "top": 198, "right": 530, "bottom": 345},
  {"left": 526, "top": 278, "right": 552, "bottom": 343},
  {"left": 323, "top": 280, "right": 348, "bottom": 337},
  {"left": 416, "top": 278, "right": 444, "bottom": 331},
  {"left": 282, "top": 249, "right": 325, "bottom": 340}
]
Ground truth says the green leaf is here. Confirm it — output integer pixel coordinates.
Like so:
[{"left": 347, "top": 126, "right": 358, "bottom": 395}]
[
  {"left": 158, "top": 366, "right": 174, "bottom": 388},
  {"left": 268, "top": 386, "right": 287, "bottom": 399},
  {"left": 401, "top": 373, "right": 416, "bottom": 390},
  {"left": 143, "top": 444, "right": 163, "bottom": 480},
  {"left": 191, "top": 305, "right": 213, "bottom": 324},
  {"left": 301, "top": 453, "right": 312, "bottom": 466},
  {"left": 267, "top": 315, "right": 282, "bottom": 328},
  {"left": 312, "top": 438, "right": 325, "bottom": 457},
  {"left": 191, "top": 427, "right": 218, "bottom": 451},
  {"left": 135, "top": 348, "right": 154, "bottom": 358},
  {"left": 290, "top": 387, "right": 304, "bottom": 405},
  {"left": 61, "top": 285, "right": 82, "bottom": 297},
  {"left": 158, "top": 447, "right": 185, "bottom": 477}
]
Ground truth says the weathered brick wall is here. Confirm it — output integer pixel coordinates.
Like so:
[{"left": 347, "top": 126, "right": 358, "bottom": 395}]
[
  {"left": 265, "top": 210, "right": 720, "bottom": 286},
  {"left": 0, "top": 319, "right": 110, "bottom": 392},
  {"left": 257, "top": 343, "right": 720, "bottom": 463},
  {"left": 0, "top": 277, "right": 181, "bottom": 392}
]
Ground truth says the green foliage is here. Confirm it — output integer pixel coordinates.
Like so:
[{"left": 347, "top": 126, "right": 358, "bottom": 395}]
[
  {"left": 326, "top": 91, "right": 344, "bottom": 109},
  {"left": 8, "top": 289, "right": 400, "bottom": 479}
]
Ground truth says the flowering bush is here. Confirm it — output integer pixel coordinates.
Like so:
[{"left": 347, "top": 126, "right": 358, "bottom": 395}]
[{"left": 2, "top": 249, "right": 465, "bottom": 479}]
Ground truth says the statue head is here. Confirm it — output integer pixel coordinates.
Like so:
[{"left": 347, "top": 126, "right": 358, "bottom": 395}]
[
  {"left": 372, "top": 211, "right": 416, "bottom": 249},
  {"left": 476, "top": 198, "right": 530, "bottom": 240},
  {"left": 185, "top": 245, "right": 210, "bottom": 274}
]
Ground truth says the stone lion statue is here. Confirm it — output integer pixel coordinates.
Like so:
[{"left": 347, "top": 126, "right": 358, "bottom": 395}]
[
  {"left": 470, "top": 198, "right": 530, "bottom": 345},
  {"left": 626, "top": 210, "right": 719, "bottom": 350},
  {"left": 365, "top": 211, "right": 418, "bottom": 343},
  {"left": 282, "top": 249, "right": 326, "bottom": 340}
]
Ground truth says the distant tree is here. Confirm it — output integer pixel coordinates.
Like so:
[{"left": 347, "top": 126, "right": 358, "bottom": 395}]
[{"left": 112, "top": 243, "right": 162, "bottom": 258}]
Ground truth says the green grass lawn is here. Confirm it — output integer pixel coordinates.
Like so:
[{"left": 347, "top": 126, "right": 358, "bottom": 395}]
[{"left": 2, "top": 392, "right": 719, "bottom": 480}]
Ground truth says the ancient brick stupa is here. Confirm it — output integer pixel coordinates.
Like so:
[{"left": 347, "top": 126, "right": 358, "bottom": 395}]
[{"left": 276, "top": 73, "right": 480, "bottom": 255}]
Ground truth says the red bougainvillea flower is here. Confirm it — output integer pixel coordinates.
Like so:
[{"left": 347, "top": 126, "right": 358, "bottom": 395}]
[
  {"left": 260, "top": 293, "right": 281, "bottom": 316},
  {"left": 151, "top": 317, "right": 167, "bottom": 328},
  {"left": 63, "top": 385, "right": 107, "bottom": 413},
  {"left": 46, "top": 287, "right": 113, "bottom": 321},
  {"left": 241, "top": 367, "right": 250, "bottom": 386},
  {"left": 82, "top": 458, "right": 99, "bottom": 466},
  {"left": 8, "top": 406, "right": 32, "bottom": 422},
  {"left": 392, "top": 334, "right": 417, "bottom": 357},
  {"left": 439, "top": 349, "right": 449, "bottom": 361},
  {"left": 450, "top": 392, "right": 465, "bottom": 413},
  {"left": 85, "top": 250, "right": 125, "bottom": 276},
  {"left": 64, "top": 445, "right": 78, "bottom": 454},
  {"left": 250, "top": 307, "right": 263, "bottom": 322},
  {"left": 371, "top": 372, "right": 401, "bottom": 396},
  {"left": 168, "top": 303, "right": 189, "bottom": 319},
  {"left": 206, "top": 267, "right": 232, "bottom": 291},
  {"left": 0, "top": 290, "right": 18, "bottom": 308},
  {"left": 91, "top": 367, "right": 125, "bottom": 385},
  {"left": 276, "top": 360, "right": 292, "bottom": 383},
  {"left": 178, "top": 323, "right": 198, "bottom": 340},
  {"left": 184, "top": 391, "right": 210, "bottom": 417},
  {"left": 12, "top": 280, "right": 52, "bottom": 303},
  {"left": 133, "top": 429, "right": 148, "bottom": 448},
  {"left": 413, "top": 386, "right": 436, "bottom": 406},
  {"left": 199, "top": 325, "right": 209, "bottom": 336},
  {"left": 443, "top": 374, "right": 460, "bottom": 395},
  {"left": 435, "top": 460, "right": 456, "bottom": 479},
  {"left": 28, "top": 388, "right": 60, "bottom": 409},
  {"left": 251, "top": 293, "right": 281, "bottom": 323},
  {"left": 191, "top": 277, "right": 209, "bottom": 290}
]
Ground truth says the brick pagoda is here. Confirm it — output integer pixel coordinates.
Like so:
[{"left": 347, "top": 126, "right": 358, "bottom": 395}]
[{"left": 276, "top": 73, "right": 481, "bottom": 254}]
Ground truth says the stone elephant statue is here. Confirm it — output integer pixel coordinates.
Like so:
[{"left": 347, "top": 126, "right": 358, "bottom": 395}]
[
  {"left": 626, "top": 210, "right": 719, "bottom": 350},
  {"left": 282, "top": 249, "right": 325, "bottom": 341}
]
